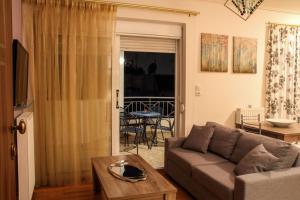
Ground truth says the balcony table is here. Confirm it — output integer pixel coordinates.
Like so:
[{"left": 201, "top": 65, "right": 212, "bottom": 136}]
[{"left": 130, "top": 111, "right": 161, "bottom": 149}]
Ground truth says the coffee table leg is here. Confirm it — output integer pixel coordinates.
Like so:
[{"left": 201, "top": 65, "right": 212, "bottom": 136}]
[
  {"left": 92, "top": 165, "right": 101, "bottom": 194},
  {"left": 164, "top": 192, "right": 176, "bottom": 200}
]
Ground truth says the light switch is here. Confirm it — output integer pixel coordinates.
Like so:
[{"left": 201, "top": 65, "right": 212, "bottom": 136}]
[{"left": 195, "top": 85, "right": 201, "bottom": 96}]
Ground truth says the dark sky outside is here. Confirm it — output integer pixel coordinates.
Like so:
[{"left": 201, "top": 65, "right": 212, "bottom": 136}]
[{"left": 124, "top": 52, "right": 175, "bottom": 97}]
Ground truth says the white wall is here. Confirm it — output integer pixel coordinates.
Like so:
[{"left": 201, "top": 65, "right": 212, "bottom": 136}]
[{"left": 115, "top": 0, "right": 300, "bottom": 134}]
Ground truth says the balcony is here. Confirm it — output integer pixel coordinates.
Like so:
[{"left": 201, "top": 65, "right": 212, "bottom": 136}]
[
  {"left": 120, "top": 96, "right": 175, "bottom": 168},
  {"left": 123, "top": 96, "right": 175, "bottom": 117}
]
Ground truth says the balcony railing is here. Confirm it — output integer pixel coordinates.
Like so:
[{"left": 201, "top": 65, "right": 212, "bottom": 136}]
[{"left": 123, "top": 96, "right": 175, "bottom": 118}]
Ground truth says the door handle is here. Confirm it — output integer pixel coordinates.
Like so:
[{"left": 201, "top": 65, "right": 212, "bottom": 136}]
[
  {"left": 116, "top": 89, "right": 119, "bottom": 109},
  {"left": 11, "top": 119, "right": 26, "bottom": 134}
]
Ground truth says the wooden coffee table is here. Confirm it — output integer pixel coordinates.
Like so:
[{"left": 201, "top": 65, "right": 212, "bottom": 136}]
[{"left": 91, "top": 155, "right": 177, "bottom": 200}]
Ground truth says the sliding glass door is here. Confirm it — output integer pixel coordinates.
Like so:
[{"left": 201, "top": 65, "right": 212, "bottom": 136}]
[{"left": 112, "top": 35, "right": 183, "bottom": 168}]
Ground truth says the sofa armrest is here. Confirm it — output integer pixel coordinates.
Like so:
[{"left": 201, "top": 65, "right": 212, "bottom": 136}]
[
  {"left": 164, "top": 137, "right": 186, "bottom": 172},
  {"left": 234, "top": 167, "right": 300, "bottom": 200},
  {"left": 165, "top": 137, "right": 186, "bottom": 149}
]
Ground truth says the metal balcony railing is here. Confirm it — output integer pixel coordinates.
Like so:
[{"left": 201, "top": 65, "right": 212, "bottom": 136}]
[{"left": 123, "top": 97, "right": 175, "bottom": 118}]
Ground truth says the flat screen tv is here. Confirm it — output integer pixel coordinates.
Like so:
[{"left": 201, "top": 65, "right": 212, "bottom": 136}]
[{"left": 13, "top": 40, "right": 29, "bottom": 108}]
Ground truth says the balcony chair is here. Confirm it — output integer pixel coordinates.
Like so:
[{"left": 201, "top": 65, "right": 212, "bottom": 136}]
[
  {"left": 155, "top": 115, "right": 175, "bottom": 139},
  {"left": 149, "top": 104, "right": 175, "bottom": 142},
  {"left": 119, "top": 108, "right": 143, "bottom": 154}
]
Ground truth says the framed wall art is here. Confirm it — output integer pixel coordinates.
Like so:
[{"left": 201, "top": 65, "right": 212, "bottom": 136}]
[
  {"left": 233, "top": 37, "right": 257, "bottom": 73},
  {"left": 201, "top": 33, "right": 228, "bottom": 72},
  {"left": 224, "top": 0, "right": 264, "bottom": 21}
]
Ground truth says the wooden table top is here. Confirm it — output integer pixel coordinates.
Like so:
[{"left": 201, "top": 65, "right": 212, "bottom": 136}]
[
  {"left": 242, "top": 122, "right": 300, "bottom": 136},
  {"left": 91, "top": 155, "right": 177, "bottom": 199}
]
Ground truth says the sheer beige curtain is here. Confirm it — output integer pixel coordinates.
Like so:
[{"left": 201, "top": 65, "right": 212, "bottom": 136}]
[{"left": 22, "top": 0, "right": 116, "bottom": 186}]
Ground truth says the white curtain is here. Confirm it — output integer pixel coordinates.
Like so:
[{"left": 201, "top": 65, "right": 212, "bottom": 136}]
[{"left": 265, "top": 24, "right": 300, "bottom": 119}]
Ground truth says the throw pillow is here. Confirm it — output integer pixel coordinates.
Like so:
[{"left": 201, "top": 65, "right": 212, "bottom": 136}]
[
  {"left": 182, "top": 125, "right": 214, "bottom": 153},
  {"left": 234, "top": 144, "right": 279, "bottom": 175},
  {"left": 206, "top": 122, "right": 241, "bottom": 159},
  {"left": 230, "top": 131, "right": 299, "bottom": 170}
]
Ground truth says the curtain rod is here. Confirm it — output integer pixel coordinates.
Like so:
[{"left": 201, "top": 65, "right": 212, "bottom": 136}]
[
  {"left": 266, "top": 22, "right": 300, "bottom": 27},
  {"left": 85, "top": 0, "right": 200, "bottom": 16}
]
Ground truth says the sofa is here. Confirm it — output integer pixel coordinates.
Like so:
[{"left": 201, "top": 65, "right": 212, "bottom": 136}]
[{"left": 164, "top": 122, "right": 300, "bottom": 200}]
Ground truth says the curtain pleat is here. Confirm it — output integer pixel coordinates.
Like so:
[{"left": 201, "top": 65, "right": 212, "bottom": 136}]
[{"left": 22, "top": 0, "right": 116, "bottom": 186}]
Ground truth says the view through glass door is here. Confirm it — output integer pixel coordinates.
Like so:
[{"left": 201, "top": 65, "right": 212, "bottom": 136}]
[{"left": 119, "top": 49, "right": 176, "bottom": 169}]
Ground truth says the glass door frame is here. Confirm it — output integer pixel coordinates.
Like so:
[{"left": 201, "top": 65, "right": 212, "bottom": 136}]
[{"left": 111, "top": 35, "right": 184, "bottom": 155}]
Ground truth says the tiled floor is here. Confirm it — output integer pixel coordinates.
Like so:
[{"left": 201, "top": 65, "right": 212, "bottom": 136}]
[
  {"left": 120, "top": 130, "right": 173, "bottom": 169},
  {"left": 121, "top": 144, "right": 165, "bottom": 168}
]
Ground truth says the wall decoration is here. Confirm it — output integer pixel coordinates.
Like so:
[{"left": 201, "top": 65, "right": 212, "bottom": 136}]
[
  {"left": 201, "top": 33, "right": 228, "bottom": 72},
  {"left": 225, "top": 0, "right": 265, "bottom": 21},
  {"left": 233, "top": 37, "right": 257, "bottom": 73}
]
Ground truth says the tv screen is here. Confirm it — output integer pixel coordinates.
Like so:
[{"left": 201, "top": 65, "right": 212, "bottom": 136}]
[{"left": 13, "top": 40, "right": 29, "bottom": 108}]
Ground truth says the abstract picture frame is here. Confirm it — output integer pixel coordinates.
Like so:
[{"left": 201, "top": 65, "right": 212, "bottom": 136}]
[
  {"left": 201, "top": 33, "right": 228, "bottom": 72},
  {"left": 233, "top": 37, "right": 257, "bottom": 74},
  {"left": 224, "top": 0, "right": 265, "bottom": 21}
]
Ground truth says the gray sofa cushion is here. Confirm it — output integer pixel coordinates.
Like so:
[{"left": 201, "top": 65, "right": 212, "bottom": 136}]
[
  {"left": 182, "top": 125, "right": 214, "bottom": 153},
  {"left": 230, "top": 131, "right": 299, "bottom": 169},
  {"left": 192, "top": 162, "right": 236, "bottom": 200},
  {"left": 167, "top": 160, "right": 221, "bottom": 200},
  {"left": 234, "top": 144, "right": 279, "bottom": 175},
  {"left": 206, "top": 122, "right": 241, "bottom": 158},
  {"left": 167, "top": 147, "right": 228, "bottom": 174}
]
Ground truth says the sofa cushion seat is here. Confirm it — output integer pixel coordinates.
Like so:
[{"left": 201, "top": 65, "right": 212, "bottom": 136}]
[
  {"left": 168, "top": 147, "right": 228, "bottom": 174},
  {"left": 192, "top": 162, "right": 236, "bottom": 200}
]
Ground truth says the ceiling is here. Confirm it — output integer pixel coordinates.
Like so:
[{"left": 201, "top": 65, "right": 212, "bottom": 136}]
[{"left": 202, "top": 0, "right": 300, "bottom": 14}]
